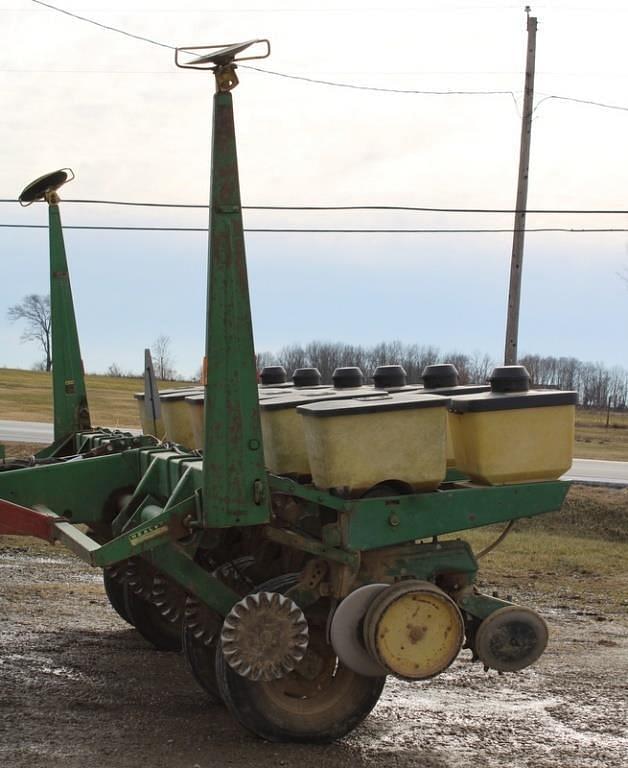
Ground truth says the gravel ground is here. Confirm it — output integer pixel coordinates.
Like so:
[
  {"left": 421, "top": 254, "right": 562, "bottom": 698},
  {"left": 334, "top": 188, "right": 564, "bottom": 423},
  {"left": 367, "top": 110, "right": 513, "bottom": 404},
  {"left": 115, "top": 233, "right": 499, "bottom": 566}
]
[{"left": 0, "top": 542, "right": 626, "bottom": 768}]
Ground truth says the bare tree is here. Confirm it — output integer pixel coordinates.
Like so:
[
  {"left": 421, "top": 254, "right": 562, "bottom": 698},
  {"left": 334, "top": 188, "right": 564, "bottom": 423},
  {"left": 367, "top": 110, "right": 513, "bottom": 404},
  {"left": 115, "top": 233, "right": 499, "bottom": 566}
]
[
  {"left": 151, "top": 334, "right": 176, "bottom": 380},
  {"left": 276, "top": 344, "right": 307, "bottom": 376},
  {"left": 469, "top": 352, "right": 494, "bottom": 384},
  {"left": 444, "top": 352, "right": 471, "bottom": 384},
  {"left": 256, "top": 351, "right": 278, "bottom": 371},
  {"left": 7, "top": 294, "right": 51, "bottom": 371},
  {"left": 107, "top": 363, "right": 124, "bottom": 377}
]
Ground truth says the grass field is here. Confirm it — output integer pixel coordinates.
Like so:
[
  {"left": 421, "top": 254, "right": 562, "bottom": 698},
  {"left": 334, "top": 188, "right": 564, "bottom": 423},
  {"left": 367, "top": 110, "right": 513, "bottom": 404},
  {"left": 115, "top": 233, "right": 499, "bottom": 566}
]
[
  {"left": 0, "top": 367, "right": 627, "bottom": 460},
  {"left": 0, "top": 367, "right": 193, "bottom": 427},
  {"left": 575, "top": 407, "right": 628, "bottom": 460},
  {"left": 452, "top": 484, "right": 628, "bottom": 609}
]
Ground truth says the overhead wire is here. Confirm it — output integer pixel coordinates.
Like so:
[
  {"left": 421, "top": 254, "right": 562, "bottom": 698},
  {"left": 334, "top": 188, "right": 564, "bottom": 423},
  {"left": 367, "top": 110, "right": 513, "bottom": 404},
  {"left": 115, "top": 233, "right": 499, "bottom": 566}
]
[
  {"left": 31, "top": 0, "right": 176, "bottom": 51},
  {"left": 29, "top": 0, "right": 514, "bottom": 98},
  {"left": 533, "top": 94, "right": 628, "bottom": 114},
  {"left": 1, "top": 223, "right": 627, "bottom": 234},
  {"left": 238, "top": 64, "right": 517, "bottom": 98},
  {"left": 27, "top": 0, "right": 628, "bottom": 112},
  {"left": 1, "top": 198, "right": 627, "bottom": 214}
]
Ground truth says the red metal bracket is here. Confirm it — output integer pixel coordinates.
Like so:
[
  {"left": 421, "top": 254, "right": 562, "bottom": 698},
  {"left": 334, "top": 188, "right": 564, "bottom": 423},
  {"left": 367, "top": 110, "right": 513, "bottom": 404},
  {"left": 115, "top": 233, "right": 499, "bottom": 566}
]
[{"left": 0, "top": 499, "right": 58, "bottom": 542}]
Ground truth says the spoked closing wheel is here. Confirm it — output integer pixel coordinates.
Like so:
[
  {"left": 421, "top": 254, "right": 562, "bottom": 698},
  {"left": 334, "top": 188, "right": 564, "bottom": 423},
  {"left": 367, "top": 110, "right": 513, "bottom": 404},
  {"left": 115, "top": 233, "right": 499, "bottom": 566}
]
[
  {"left": 123, "top": 584, "right": 183, "bottom": 652},
  {"left": 215, "top": 574, "right": 386, "bottom": 743},
  {"left": 103, "top": 566, "right": 134, "bottom": 626},
  {"left": 122, "top": 559, "right": 183, "bottom": 652},
  {"left": 182, "top": 557, "right": 257, "bottom": 703}
]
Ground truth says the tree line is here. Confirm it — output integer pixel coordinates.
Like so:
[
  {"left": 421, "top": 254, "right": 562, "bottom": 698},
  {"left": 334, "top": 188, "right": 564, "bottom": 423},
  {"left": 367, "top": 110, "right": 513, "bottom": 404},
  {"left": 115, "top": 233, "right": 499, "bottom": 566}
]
[
  {"left": 6, "top": 294, "right": 627, "bottom": 409},
  {"left": 258, "top": 341, "right": 628, "bottom": 411}
]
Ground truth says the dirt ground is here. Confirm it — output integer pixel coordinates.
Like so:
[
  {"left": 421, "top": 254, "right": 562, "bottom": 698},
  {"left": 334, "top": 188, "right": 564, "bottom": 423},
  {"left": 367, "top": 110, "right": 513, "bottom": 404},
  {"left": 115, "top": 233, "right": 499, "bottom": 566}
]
[{"left": 1, "top": 540, "right": 626, "bottom": 768}]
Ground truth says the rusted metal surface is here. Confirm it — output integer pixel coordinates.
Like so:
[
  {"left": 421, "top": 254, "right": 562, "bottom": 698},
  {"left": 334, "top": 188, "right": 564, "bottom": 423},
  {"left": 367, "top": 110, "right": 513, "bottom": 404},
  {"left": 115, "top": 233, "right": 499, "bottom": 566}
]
[{"left": 0, "top": 499, "right": 58, "bottom": 542}]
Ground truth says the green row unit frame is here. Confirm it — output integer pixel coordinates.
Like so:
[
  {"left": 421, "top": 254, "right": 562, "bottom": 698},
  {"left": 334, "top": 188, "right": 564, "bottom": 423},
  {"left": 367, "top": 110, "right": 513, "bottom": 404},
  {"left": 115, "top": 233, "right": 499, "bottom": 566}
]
[
  {"left": 268, "top": 474, "right": 570, "bottom": 551},
  {"left": 0, "top": 444, "right": 570, "bottom": 549},
  {"left": 0, "top": 442, "right": 570, "bottom": 619}
]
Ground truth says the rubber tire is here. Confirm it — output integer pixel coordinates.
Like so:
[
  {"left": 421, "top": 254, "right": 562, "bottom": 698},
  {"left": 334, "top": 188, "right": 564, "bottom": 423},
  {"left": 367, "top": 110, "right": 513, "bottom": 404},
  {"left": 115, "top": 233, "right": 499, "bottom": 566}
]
[
  {"left": 123, "top": 583, "right": 182, "bottom": 652},
  {"left": 215, "top": 574, "right": 386, "bottom": 743},
  {"left": 182, "top": 619, "right": 222, "bottom": 703},
  {"left": 182, "top": 556, "right": 260, "bottom": 704},
  {"left": 103, "top": 569, "right": 134, "bottom": 626}
]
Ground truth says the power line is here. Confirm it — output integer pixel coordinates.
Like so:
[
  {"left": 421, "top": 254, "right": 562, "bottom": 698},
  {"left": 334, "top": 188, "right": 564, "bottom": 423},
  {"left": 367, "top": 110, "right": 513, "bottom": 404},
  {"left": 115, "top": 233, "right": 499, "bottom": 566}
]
[
  {"left": 30, "top": 0, "right": 515, "bottom": 97},
  {"left": 533, "top": 94, "right": 628, "bottom": 114},
  {"left": 2, "top": 223, "right": 627, "bottom": 234},
  {"left": 2, "top": 198, "right": 627, "bottom": 214},
  {"left": 12, "top": 5, "right": 527, "bottom": 13},
  {"left": 31, "top": 0, "right": 175, "bottom": 50},
  {"left": 31, "top": 0, "right": 628, "bottom": 111},
  {"left": 239, "top": 64, "right": 516, "bottom": 98}
]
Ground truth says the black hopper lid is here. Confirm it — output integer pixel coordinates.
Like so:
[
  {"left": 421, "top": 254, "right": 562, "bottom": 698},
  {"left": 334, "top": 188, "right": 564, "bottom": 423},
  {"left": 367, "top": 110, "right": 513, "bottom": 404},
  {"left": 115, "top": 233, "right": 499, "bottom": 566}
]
[
  {"left": 422, "top": 364, "right": 459, "bottom": 389},
  {"left": 373, "top": 365, "right": 407, "bottom": 388},
  {"left": 260, "top": 366, "right": 287, "bottom": 385},
  {"left": 332, "top": 367, "right": 364, "bottom": 389},
  {"left": 489, "top": 365, "right": 531, "bottom": 393},
  {"left": 292, "top": 367, "right": 322, "bottom": 387}
]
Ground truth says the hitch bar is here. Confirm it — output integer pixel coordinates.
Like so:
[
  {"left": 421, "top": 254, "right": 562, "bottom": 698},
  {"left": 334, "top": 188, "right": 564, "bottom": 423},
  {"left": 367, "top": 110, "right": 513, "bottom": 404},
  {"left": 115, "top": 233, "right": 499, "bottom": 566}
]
[
  {"left": 0, "top": 498, "right": 60, "bottom": 542},
  {"left": 0, "top": 498, "right": 99, "bottom": 561}
]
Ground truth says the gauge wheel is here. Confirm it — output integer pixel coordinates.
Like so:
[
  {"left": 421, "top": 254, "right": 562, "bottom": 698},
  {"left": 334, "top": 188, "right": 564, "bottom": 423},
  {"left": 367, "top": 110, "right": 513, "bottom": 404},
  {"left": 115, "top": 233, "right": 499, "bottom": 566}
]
[
  {"left": 123, "top": 582, "right": 182, "bottom": 652},
  {"left": 215, "top": 574, "right": 386, "bottom": 743},
  {"left": 103, "top": 568, "right": 134, "bottom": 626},
  {"left": 182, "top": 557, "right": 258, "bottom": 703}
]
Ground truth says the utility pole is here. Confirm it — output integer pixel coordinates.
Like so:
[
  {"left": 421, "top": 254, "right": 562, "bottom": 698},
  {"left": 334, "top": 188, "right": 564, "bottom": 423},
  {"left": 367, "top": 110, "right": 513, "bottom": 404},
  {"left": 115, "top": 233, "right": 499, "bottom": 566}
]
[{"left": 504, "top": 7, "right": 538, "bottom": 365}]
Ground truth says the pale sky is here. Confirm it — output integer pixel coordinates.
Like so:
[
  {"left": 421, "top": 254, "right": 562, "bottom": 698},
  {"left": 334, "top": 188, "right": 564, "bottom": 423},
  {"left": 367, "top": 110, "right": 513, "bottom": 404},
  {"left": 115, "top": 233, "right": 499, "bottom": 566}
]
[{"left": 1, "top": 1, "right": 627, "bottom": 377}]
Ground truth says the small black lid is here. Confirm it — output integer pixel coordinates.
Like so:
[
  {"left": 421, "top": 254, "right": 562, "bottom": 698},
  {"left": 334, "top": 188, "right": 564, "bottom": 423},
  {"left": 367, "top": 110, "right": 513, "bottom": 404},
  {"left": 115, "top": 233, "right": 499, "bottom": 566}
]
[
  {"left": 332, "top": 366, "right": 364, "bottom": 388},
  {"left": 292, "top": 367, "right": 322, "bottom": 387},
  {"left": 260, "top": 366, "right": 287, "bottom": 385},
  {"left": 490, "top": 365, "right": 530, "bottom": 393},
  {"left": 422, "top": 364, "right": 460, "bottom": 389},
  {"left": 373, "top": 365, "right": 407, "bottom": 388}
]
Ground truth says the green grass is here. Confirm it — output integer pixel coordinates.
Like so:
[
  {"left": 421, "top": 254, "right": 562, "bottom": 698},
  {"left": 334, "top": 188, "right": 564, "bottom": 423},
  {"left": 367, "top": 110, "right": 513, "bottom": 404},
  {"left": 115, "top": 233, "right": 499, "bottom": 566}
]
[
  {"left": 440, "top": 484, "right": 628, "bottom": 609},
  {"left": 460, "top": 527, "right": 627, "bottom": 611},
  {"left": 0, "top": 367, "right": 194, "bottom": 427},
  {"left": 574, "top": 407, "right": 628, "bottom": 460}
]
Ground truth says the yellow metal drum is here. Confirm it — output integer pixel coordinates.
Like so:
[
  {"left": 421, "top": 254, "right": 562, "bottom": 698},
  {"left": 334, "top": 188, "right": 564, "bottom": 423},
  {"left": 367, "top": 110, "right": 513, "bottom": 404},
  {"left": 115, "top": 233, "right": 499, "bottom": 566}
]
[{"left": 363, "top": 581, "right": 464, "bottom": 680}]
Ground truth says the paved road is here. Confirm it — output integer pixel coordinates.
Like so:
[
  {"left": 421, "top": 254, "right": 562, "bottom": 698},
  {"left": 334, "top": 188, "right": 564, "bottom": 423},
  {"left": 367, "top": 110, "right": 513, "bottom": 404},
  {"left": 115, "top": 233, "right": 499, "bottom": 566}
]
[
  {"left": 0, "top": 420, "right": 53, "bottom": 443},
  {"left": 0, "top": 420, "right": 138, "bottom": 444},
  {"left": 0, "top": 420, "right": 626, "bottom": 486},
  {"left": 563, "top": 458, "right": 628, "bottom": 487}
]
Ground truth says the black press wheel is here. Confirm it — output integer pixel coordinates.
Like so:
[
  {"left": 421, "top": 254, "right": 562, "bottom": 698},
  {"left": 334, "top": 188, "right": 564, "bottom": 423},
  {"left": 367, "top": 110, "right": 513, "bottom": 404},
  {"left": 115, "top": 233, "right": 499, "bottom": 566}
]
[
  {"left": 182, "top": 557, "right": 259, "bottom": 703},
  {"left": 123, "top": 582, "right": 182, "bottom": 652},
  {"left": 103, "top": 568, "right": 134, "bottom": 626},
  {"left": 182, "top": 607, "right": 222, "bottom": 703},
  {"left": 215, "top": 574, "right": 386, "bottom": 743}
]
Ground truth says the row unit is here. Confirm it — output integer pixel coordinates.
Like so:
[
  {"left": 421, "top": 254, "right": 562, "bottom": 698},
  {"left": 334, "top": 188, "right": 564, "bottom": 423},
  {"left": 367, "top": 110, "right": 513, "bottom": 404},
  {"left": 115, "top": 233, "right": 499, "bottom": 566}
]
[{"left": 135, "top": 364, "right": 576, "bottom": 493}]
